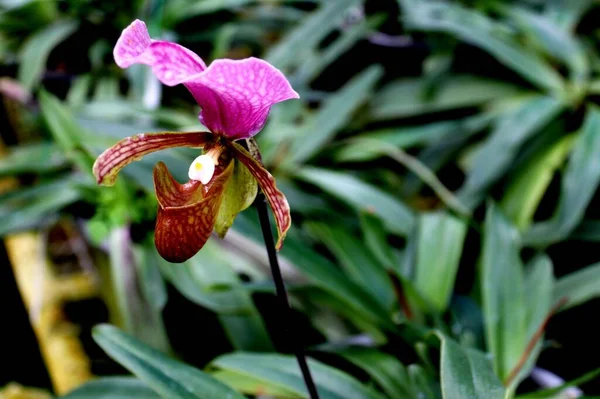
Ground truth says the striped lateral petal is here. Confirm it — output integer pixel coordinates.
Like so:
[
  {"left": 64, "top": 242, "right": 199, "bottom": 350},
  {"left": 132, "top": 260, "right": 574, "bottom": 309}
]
[
  {"left": 93, "top": 131, "right": 214, "bottom": 186},
  {"left": 230, "top": 142, "right": 291, "bottom": 249},
  {"left": 153, "top": 160, "right": 233, "bottom": 263}
]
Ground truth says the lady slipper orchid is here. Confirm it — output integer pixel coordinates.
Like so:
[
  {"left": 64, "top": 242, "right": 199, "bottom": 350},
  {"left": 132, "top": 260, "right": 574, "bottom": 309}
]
[{"left": 92, "top": 20, "right": 298, "bottom": 263}]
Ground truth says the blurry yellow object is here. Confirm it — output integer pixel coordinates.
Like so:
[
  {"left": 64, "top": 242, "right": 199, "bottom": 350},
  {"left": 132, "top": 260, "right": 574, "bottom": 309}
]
[
  {"left": 0, "top": 383, "right": 51, "bottom": 399},
  {"left": 4, "top": 233, "right": 96, "bottom": 395},
  {"left": 1, "top": 139, "right": 96, "bottom": 395}
]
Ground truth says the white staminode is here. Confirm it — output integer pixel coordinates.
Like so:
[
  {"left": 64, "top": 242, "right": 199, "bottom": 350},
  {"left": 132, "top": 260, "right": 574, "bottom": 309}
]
[{"left": 188, "top": 154, "right": 216, "bottom": 184}]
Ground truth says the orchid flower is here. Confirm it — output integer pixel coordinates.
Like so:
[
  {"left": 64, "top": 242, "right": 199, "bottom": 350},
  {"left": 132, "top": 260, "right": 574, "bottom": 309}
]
[{"left": 92, "top": 20, "right": 298, "bottom": 263}]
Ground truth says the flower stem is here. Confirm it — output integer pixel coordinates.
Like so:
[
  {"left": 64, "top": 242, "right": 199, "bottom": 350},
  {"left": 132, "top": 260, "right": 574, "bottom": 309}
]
[{"left": 255, "top": 196, "right": 321, "bottom": 399}]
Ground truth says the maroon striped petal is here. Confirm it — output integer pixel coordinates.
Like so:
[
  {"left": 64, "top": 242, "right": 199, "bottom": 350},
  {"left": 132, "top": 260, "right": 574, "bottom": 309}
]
[
  {"left": 93, "top": 131, "right": 213, "bottom": 186},
  {"left": 153, "top": 160, "right": 233, "bottom": 263},
  {"left": 230, "top": 142, "right": 291, "bottom": 250}
]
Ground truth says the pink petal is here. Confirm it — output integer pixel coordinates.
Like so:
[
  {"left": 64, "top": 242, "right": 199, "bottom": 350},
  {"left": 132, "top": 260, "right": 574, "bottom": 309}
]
[
  {"left": 113, "top": 19, "right": 206, "bottom": 86},
  {"left": 184, "top": 58, "right": 299, "bottom": 139},
  {"left": 230, "top": 142, "right": 291, "bottom": 249},
  {"left": 114, "top": 21, "right": 299, "bottom": 139}
]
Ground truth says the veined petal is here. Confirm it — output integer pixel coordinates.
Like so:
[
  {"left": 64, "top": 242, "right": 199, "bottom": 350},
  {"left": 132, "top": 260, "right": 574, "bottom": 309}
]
[
  {"left": 184, "top": 58, "right": 299, "bottom": 139},
  {"left": 93, "top": 132, "right": 213, "bottom": 186},
  {"left": 114, "top": 21, "right": 298, "bottom": 139},
  {"left": 230, "top": 142, "right": 291, "bottom": 249},
  {"left": 113, "top": 19, "right": 207, "bottom": 86},
  {"left": 153, "top": 161, "right": 233, "bottom": 263}
]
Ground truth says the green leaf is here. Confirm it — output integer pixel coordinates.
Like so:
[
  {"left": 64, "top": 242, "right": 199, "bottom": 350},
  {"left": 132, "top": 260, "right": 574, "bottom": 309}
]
[
  {"left": 108, "top": 228, "right": 170, "bottom": 353},
  {"left": 338, "top": 348, "right": 414, "bottom": 399},
  {"left": 408, "top": 365, "right": 439, "bottom": 399},
  {"left": 164, "top": 0, "right": 254, "bottom": 21},
  {"left": 159, "top": 239, "right": 273, "bottom": 351},
  {"left": 233, "top": 214, "right": 395, "bottom": 331},
  {"left": 500, "top": 134, "right": 575, "bottom": 230},
  {"left": 413, "top": 211, "right": 467, "bottom": 313},
  {"left": 525, "top": 107, "right": 600, "bottom": 246},
  {"left": 400, "top": 1, "right": 564, "bottom": 92},
  {"left": 508, "top": 6, "right": 588, "bottom": 85},
  {"left": 60, "top": 377, "right": 160, "bottom": 398},
  {"left": 212, "top": 352, "right": 387, "bottom": 399},
  {"left": 510, "top": 255, "right": 555, "bottom": 387},
  {"left": 543, "top": 0, "right": 595, "bottom": 32},
  {"left": 92, "top": 324, "right": 245, "bottom": 399},
  {"left": 306, "top": 222, "right": 395, "bottom": 310},
  {"left": 266, "top": 0, "right": 361, "bottom": 71},
  {"left": 295, "top": 167, "right": 414, "bottom": 236},
  {"left": 215, "top": 158, "right": 258, "bottom": 237},
  {"left": 18, "top": 20, "right": 78, "bottom": 90},
  {"left": 38, "top": 90, "right": 95, "bottom": 178},
  {"left": 371, "top": 76, "right": 520, "bottom": 120},
  {"left": 457, "top": 96, "right": 563, "bottom": 209},
  {"left": 212, "top": 370, "right": 303, "bottom": 398},
  {"left": 359, "top": 212, "right": 396, "bottom": 270},
  {"left": 0, "top": 178, "right": 81, "bottom": 236},
  {"left": 286, "top": 66, "right": 382, "bottom": 164},
  {"left": 437, "top": 333, "right": 506, "bottom": 399},
  {"left": 347, "top": 138, "right": 469, "bottom": 216},
  {"left": 0, "top": 142, "right": 68, "bottom": 177},
  {"left": 554, "top": 262, "right": 600, "bottom": 311},
  {"left": 293, "top": 15, "right": 385, "bottom": 84},
  {"left": 335, "top": 113, "right": 493, "bottom": 162},
  {"left": 480, "top": 204, "right": 527, "bottom": 381}
]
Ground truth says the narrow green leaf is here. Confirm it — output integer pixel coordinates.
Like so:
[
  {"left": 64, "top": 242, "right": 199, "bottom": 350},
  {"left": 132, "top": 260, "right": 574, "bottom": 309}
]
[
  {"left": 371, "top": 76, "right": 520, "bottom": 120},
  {"left": 233, "top": 214, "right": 395, "bottom": 331},
  {"left": 338, "top": 348, "right": 414, "bottom": 399},
  {"left": 480, "top": 204, "right": 527, "bottom": 380},
  {"left": 266, "top": 0, "right": 361, "bottom": 70},
  {"left": 508, "top": 255, "right": 555, "bottom": 388},
  {"left": 92, "top": 324, "right": 245, "bottom": 399},
  {"left": 508, "top": 6, "right": 588, "bottom": 85},
  {"left": 212, "top": 370, "right": 303, "bottom": 398},
  {"left": 543, "top": 0, "right": 595, "bottom": 32},
  {"left": 458, "top": 96, "right": 563, "bottom": 209},
  {"left": 0, "top": 178, "right": 81, "bottom": 236},
  {"left": 287, "top": 66, "right": 382, "bottom": 164},
  {"left": 108, "top": 228, "right": 170, "bottom": 353},
  {"left": 212, "top": 352, "right": 387, "bottom": 399},
  {"left": 165, "top": 0, "right": 254, "bottom": 20},
  {"left": 0, "top": 142, "right": 68, "bottom": 177},
  {"left": 525, "top": 107, "right": 600, "bottom": 246},
  {"left": 408, "top": 365, "right": 439, "bottom": 399},
  {"left": 306, "top": 222, "right": 395, "bottom": 310},
  {"left": 18, "top": 20, "right": 78, "bottom": 90},
  {"left": 335, "top": 113, "right": 493, "bottom": 162},
  {"left": 359, "top": 212, "right": 396, "bottom": 270},
  {"left": 554, "top": 262, "right": 600, "bottom": 311},
  {"left": 400, "top": 1, "right": 564, "bottom": 92},
  {"left": 501, "top": 134, "right": 575, "bottom": 230},
  {"left": 158, "top": 240, "right": 273, "bottom": 351},
  {"left": 437, "top": 333, "right": 506, "bottom": 399},
  {"left": 38, "top": 90, "right": 95, "bottom": 178},
  {"left": 60, "top": 377, "right": 160, "bottom": 398},
  {"left": 413, "top": 211, "right": 467, "bottom": 313},
  {"left": 294, "top": 15, "right": 384, "bottom": 83},
  {"left": 296, "top": 167, "right": 414, "bottom": 236}
]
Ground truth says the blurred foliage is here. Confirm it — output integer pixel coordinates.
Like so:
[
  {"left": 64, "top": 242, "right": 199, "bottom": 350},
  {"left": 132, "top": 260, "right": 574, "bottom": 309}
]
[{"left": 2, "top": 0, "right": 600, "bottom": 398}]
